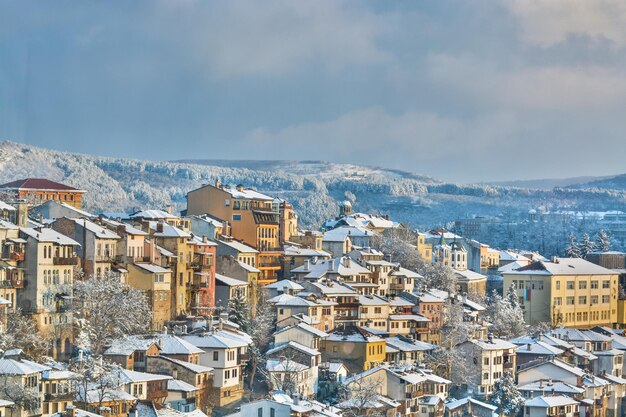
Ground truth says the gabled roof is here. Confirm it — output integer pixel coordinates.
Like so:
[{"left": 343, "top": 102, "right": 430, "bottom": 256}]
[
  {"left": 0, "top": 358, "right": 50, "bottom": 375},
  {"left": 217, "top": 239, "right": 258, "bottom": 253},
  {"left": 149, "top": 222, "right": 191, "bottom": 238},
  {"left": 132, "top": 263, "right": 171, "bottom": 274},
  {"left": 266, "top": 341, "right": 320, "bottom": 357},
  {"left": 131, "top": 209, "right": 179, "bottom": 220},
  {"left": 463, "top": 338, "right": 516, "bottom": 351},
  {"left": 20, "top": 228, "right": 80, "bottom": 246},
  {"left": 181, "top": 330, "right": 250, "bottom": 349},
  {"left": 268, "top": 293, "right": 318, "bottom": 307},
  {"left": 322, "top": 226, "right": 374, "bottom": 242},
  {"left": 153, "top": 356, "right": 213, "bottom": 373},
  {"left": 215, "top": 274, "right": 247, "bottom": 287},
  {"left": 515, "top": 340, "right": 564, "bottom": 356},
  {"left": 525, "top": 395, "right": 578, "bottom": 408},
  {"left": 116, "top": 368, "right": 172, "bottom": 383},
  {"left": 264, "top": 279, "right": 304, "bottom": 291},
  {"left": 274, "top": 322, "right": 328, "bottom": 338},
  {"left": 68, "top": 218, "right": 121, "bottom": 239},
  {"left": 0, "top": 178, "right": 82, "bottom": 191},
  {"left": 167, "top": 379, "right": 198, "bottom": 392}
]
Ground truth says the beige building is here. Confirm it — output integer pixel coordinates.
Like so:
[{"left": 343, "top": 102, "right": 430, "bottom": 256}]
[
  {"left": 127, "top": 263, "right": 172, "bottom": 330},
  {"left": 18, "top": 228, "right": 80, "bottom": 360},
  {"left": 503, "top": 257, "right": 619, "bottom": 328}
]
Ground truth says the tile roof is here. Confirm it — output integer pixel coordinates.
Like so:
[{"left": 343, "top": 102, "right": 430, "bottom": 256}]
[{"left": 0, "top": 178, "right": 82, "bottom": 191}]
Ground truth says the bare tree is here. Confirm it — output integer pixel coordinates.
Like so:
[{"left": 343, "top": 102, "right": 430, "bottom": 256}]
[
  {"left": 339, "top": 375, "right": 386, "bottom": 417},
  {"left": 0, "top": 375, "right": 41, "bottom": 412},
  {"left": 70, "top": 354, "right": 121, "bottom": 410}
]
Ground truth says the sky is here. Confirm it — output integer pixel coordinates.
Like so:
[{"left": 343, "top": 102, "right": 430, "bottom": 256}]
[{"left": 1, "top": 1, "right": 626, "bottom": 183}]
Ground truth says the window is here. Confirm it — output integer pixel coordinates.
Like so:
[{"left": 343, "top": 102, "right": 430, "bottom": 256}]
[
  {"left": 213, "top": 351, "right": 219, "bottom": 361},
  {"left": 603, "top": 295, "right": 610, "bottom": 303},
  {"left": 484, "top": 357, "right": 489, "bottom": 365},
  {"left": 579, "top": 281, "right": 587, "bottom": 289},
  {"left": 258, "top": 408, "right": 263, "bottom": 417},
  {"left": 591, "top": 296, "right": 598, "bottom": 305},
  {"left": 603, "top": 280, "right": 611, "bottom": 289},
  {"left": 579, "top": 296, "right": 587, "bottom": 305},
  {"left": 566, "top": 281, "right": 575, "bottom": 290},
  {"left": 553, "top": 297, "right": 562, "bottom": 306},
  {"left": 556, "top": 281, "right": 560, "bottom": 290},
  {"left": 225, "top": 199, "right": 230, "bottom": 206},
  {"left": 232, "top": 214, "right": 241, "bottom": 221},
  {"left": 566, "top": 297, "right": 575, "bottom": 305},
  {"left": 270, "top": 408, "right": 275, "bottom": 417},
  {"left": 591, "top": 280, "right": 599, "bottom": 289}
]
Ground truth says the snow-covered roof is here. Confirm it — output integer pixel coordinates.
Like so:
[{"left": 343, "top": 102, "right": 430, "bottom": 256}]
[
  {"left": 454, "top": 269, "right": 487, "bottom": 281},
  {"left": 266, "top": 359, "right": 309, "bottom": 372},
  {"left": 268, "top": 293, "right": 319, "bottom": 307},
  {"left": 67, "top": 218, "right": 121, "bottom": 239},
  {"left": 266, "top": 341, "right": 320, "bottom": 357},
  {"left": 390, "top": 267, "right": 423, "bottom": 279},
  {"left": 105, "top": 334, "right": 203, "bottom": 356},
  {"left": 465, "top": 338, "right": 516, "bottom": 351},
  {"left": 20, "top": 228, "right": 80, "bottom": 245},
  {"left": 326, "top": 326, "right": 383, "bottom": 343},
  {"left": 149, "top": 222, "right": 191, "bottom": 238},
  {"left": 283, "top": 245, "right": 331, "bottom": 258},
  {"left": 264, "top": 279, "right": 304, "bottom": 291},
  {"left": 322, "top": 226, "right": 374, "bottom": 242},
  {"left": 385, "top": 337, "right": 435, "bottom": 352},
  {"left": 292, "top": 256, "right": 371, "bottom": 279},
  {"left": 215, "top": 274, "right": 247, "bottom": 287},
  {"left": 156, "top": 356, "right": 213, "bottom": 373},
  {"left": 525, "top": 395, "right": 579, "bottom": 408},
  {"left": 116, "top": 368, "right": 172, "bottom": 383},
  {"left": 0, "top": 358, "right": 50, "bottom": 375},
  {"left": 220, "top": 186, "right": 273, "bottom": 201},
  {"left": 517, "top": 380, "right": 585, "bottom": 395},
  {"left": 181, "top": 330, "right": 250, "bottom": 349},
  {"left": 0, "top": 201, "right": 15, "bottom": 211},
  {"left": 446, "top": 397, "right": 497, "bottom": 411},
  {"left": 133, "top": 263, "right": 171, "bottom": 274},
  {"left": 102, "top": 218, "right": 148, "bottom": 236},
  {"left": 236, "top": 260, "right": 261, "bottom": 273},
  {"left": 274, "top": 322, "right": 328, "bottom": 338},
  {"left": 217, "top": 239, "right": 258, "bottom": 253},
  {"left": 515, "top": 340, "right": 564, "bottom": 356},
  {"left": 167, "top": 379, "right": 198, "bottom": 392},
  {"left": 131, "top": 209, "right": 179, "bottom": 220},
  {"left": 389, "top": 314, "right": 430, "bottom": 322},
  {"left": 507, "top": 257, "right": 616, "bottom": 276}
]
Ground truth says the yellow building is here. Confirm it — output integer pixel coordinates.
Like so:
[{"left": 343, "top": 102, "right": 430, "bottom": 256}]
[
  {"left": 321, "top": 326, "right": 386, "bottom": 373},
  {"left": 187, "top": 181, "right": 287, "bottom": 283},
  {"left": 502, "top": 257, "right": 618, "bottom": 328},
  {"left": 416, "top": 232, "right": 433, "bottom": 263}
]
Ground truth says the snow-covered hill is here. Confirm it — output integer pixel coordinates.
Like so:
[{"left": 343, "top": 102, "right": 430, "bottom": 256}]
[{"left": 0, "top": 140, "right": 625, "bottom": 255}]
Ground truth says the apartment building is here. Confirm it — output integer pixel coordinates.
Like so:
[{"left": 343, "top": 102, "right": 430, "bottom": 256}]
[
  {"left": 127, "top": 263, "right": 172, "bottom": 330},
  {"left": 187, "top": 181, "right": 284, "bottom": 283},
  {"left": 0, "top": 217, "right": 25, "bottom": 311},
  {"left": 18, "top": 227, "right": 80, "bottom": 360},
  {"left": 502, "top": 257, "right": 619, "bottom": 327}
]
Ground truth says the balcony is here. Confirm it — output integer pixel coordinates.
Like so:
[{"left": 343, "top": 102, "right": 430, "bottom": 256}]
[
  {"left": 53, "top": 257, "right": 79, "bottom": 266},
  {"left": 390, "top": 283, "right": 405, "bottom": 290},
  {"left": 10, "top": 252, "right": 24, "bottom": 262},
  {"left": 95, "top": 254, "right": 115, "bottom": 263},
  {"left": 406, "top": 390, "right": 425, "bottom": 399},
  {"left": 238, "top": 353, "right": 250, "bottom": 362},
  {"left": 504, "top": 362, "right": 514, "bottom": 369},
  {"left": 45, "top": 392, "right": 74, "bottom": 401},
  {"left": 147, "top": 390, "right": 169, "bottom": 400},
  {"left": 0, "top": 277, "right": 23, "bottom": 289}
]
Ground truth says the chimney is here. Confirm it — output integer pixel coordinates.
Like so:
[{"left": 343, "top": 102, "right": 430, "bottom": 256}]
[
  {"left": 527, "top": 343, "right": 532, "bottom": 351},
  {"left": 162, "top": 326, "right": 168, "bottom": 335},
  {"left": 202, "top": 236, "right": 208, "bottom": 243},
  {"left": 236, "top": 184, "right": 244, "bottom": 192},
  {"left": 157, "top": 222, "right": 164, "bottom": 233},
  {"left": 551, "top": 256, "right": 559, "bottom": 263},
  {"left": 182, "top": 325, "right": 188, "bottom": 334},
  {"left": 215, "top": 179, "right": 222, "bottom": 188},
  {"left": 539, "top": 379, "right": 543, "bottom": 388},
  {"left": 488, "top": 333, "right": 494, "bottom": 343},
  {"left": 342, "top": 257, "right": 351, "bottom": 268},
  {"left": 328, "top": 260, "right": 333, "bottom": 271},
  {"left": 166, "top": 205, "right": 173, "bottom": 214},
  {"left": 304, "top": 260, "right": 310, "bottom": 271}
]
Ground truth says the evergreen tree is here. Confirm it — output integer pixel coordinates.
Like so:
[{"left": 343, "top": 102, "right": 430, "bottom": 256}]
[
  {"left": 489, "top": 371, "right": 525, "bottom": 416},
  {"left": 565, "top": 234, "right": 582, "bottom": 258},
  {"left": 580, "top": 233, "right": 596, "bottom": 258},
  {"left": 596, "top": 230, "right": 611, "bottom": 252}
]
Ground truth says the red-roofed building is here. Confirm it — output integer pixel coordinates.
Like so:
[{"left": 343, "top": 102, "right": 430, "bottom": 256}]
[{"left": 0, "top": 178, "right": 85, "bottom": 208}]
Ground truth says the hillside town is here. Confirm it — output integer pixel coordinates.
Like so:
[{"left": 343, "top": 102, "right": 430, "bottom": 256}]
[{"left": 0, "top": 177, "right": 626, "bottom": 417}]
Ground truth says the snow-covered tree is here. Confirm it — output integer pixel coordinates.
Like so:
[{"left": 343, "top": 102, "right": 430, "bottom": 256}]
[
  {"left": 565, "top": 234, "right": 582, "bottom": 258},
  {"left": 72, "top": 271, "right": 151, "bottom": 354},
  {"left": 0, "top": 375, "right": 41, "bottom": 412},
  {"left": 423, "top": 261, "right": 457, "bottom": 294},
  {"left": 227, "top": 292, "right": 275, "bottom": 389},
  {"left": 580, "top": 233, "right": 596, "bottom": 258},
  {"left": 70, "top": 354, "right": 121, "bottom": 409},
  {"left": 339, "top": 375, "right": 386, "bottom": 417},
  {"left": 489, "top": 371, "right": 525, "bottom": 416},
  {"left": 485, "top": 289, "right": 526, "bottom": 340},
  {"left": 0, "top": 309, "right": 49, "bottom": 361},
  {"left": 596, "top": 230, "right": 611, "bottom": 252}
]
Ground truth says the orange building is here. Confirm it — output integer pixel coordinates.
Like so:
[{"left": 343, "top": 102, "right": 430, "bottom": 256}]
[
  {"left": 0, "top": 178, "right": 85, "bottom": 208},
  {"left": 186, "top": 181, "right": 284, "bottom": 283}
]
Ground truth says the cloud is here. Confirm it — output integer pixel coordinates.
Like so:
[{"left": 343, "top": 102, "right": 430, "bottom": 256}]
[
  {"left": 509, "top": 0, "right": 626, "bottom": 47},
  {"left": 152, "top": 0, "right": 391, "bottom": 78}
]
